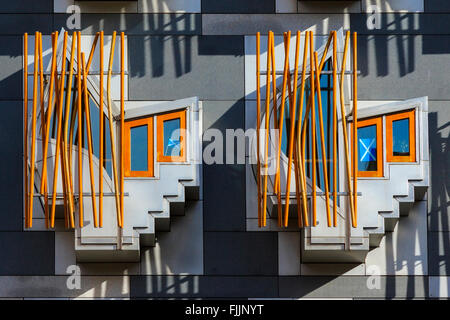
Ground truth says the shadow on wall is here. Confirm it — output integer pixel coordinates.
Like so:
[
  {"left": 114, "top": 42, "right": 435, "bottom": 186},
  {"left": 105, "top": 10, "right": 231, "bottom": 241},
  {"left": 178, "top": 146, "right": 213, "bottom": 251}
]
[{"left": 428, "top": 111, "right": 450, "bottom": 297}]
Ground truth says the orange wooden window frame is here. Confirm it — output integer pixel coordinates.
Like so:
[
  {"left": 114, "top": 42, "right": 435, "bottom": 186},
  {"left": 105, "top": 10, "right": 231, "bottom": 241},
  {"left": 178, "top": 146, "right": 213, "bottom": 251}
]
[
  {"left": 386, "top": 109, "right": 416, "bottom": 163},
  {"left": 351, "top": 117, "right": 383, "bottom": 178},
  {"left": 156, "top": 109, "right": 187, "bottom": 162},
  {"left": 124, "top": 116, "right": 154, "bottom": 177}
]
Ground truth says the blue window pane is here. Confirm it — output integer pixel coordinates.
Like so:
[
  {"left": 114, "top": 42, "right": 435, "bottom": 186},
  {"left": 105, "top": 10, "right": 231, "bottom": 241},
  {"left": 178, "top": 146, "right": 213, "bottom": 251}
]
[
  {"left": 130, "top": 125, "right": 148, "bottom": 171},
  {"left": 392, "top": 118, "right": 410, "bottom": 156},
  {"left": 357, "top": 124, "right": 377, "bottom": 172},
  {"left": 163, "top": 118, "right": 181, "bottom": 157}
]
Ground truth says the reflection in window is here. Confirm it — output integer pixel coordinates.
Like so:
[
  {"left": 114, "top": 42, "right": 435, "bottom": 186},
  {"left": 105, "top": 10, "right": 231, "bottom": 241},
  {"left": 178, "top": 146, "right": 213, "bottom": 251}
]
[
  {"left": 130, "top": 125, "right": 148, "bottom": 171},
  {"left": 357, "top": 125, "right": 378, "bottom": 172},
  {"left": 163, "top": 118, "right": 181, "bottom": 157},
  {"left": 392, "top": 118, "right": 410, "bottom": 156}
]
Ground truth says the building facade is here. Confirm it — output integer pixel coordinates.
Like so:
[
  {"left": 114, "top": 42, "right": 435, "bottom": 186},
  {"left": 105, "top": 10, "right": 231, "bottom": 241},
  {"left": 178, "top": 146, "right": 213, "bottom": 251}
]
[{"left": 0, "top": 0, "right": 449, "bottom": 299}]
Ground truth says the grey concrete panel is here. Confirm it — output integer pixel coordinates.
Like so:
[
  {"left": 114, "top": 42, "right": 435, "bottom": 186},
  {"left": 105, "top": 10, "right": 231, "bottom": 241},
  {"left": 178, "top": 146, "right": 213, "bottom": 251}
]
[
  {"left": 0, "top": 14, "right": 52, "bottom": 35},
  {"left": 204, "top": 232, "right": 278, "bottom": 275},
  {"left": 350, "top": 13, "right": 450, "bottom": 35},
  {"left": 0, "top": 37, "right": 22, "bottom": 100},
  {"left": 202, "top": 13, "right": 350, "bottom": 36},
  {"left": 128, "top": 35, "right": 244, "bottom": 100},
  {"left": 0, "top": 276, "right": 130, "bottom": 298},
  {"left": 358, "top": 35, "right": 450, "bottom": 100},
  {"left": 0, "top": 101, "right": 24, "bottom": 231},
  {"left": 0, "top": 1, "right": 53, "bottom": 13},
  {"left": 428, "top": 232, "right": 450, "bottom": 276},
  {"left": 279, "top": 276, "right": 428, "bottom": 298},
  {"left": 202, "top": 1, "right": 275, "bottom": 14},
  {"left": 53, "top": 13, "right": 201, "bottom": 35},
  {"left": 130, "top": 275, "right": 278, "bottom": 298},
  {"left": 428, "top": 101, "right": 450, "bottom": 232},
  {"left": 203, "top": 164, "right": 246, "bottom": 231},
  {"left": 0, "top": 232, "right": 54, "bottom": 275}
]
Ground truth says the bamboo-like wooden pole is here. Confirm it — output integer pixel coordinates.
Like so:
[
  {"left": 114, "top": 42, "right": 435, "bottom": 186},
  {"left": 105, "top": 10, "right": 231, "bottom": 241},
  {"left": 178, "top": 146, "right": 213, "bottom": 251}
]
[
  {"left": 310, "top": 31, "right": 317, "bottom": 226},
  {"left": 314, "top": 51, "right": 332, "bottom": 227},
  {"left": 274, "top": 31, "right": 290, "bottom": 227},
  {"left": 99, "top": 31, "right": 104, "bottom": 227},
  {"left": 63, "top": 32, "right": 77, "bottom": 228},
  {"left": 23, "top": 33, "right": 28, "bottom": 228},
  {"left": 86, "top": 33, "right": 99, "bottom": 75},
  {"left": 339, "top": 31, "right": 355, "bottom": 229},
  {"left": 332, "top": 31, "right": 338, "bottom": 227},
  {"left": 40, "top": 32, "right": 58, "bottom": 195},
  {"left": 120, "top": 32, "right": 125, "bottom": 228},
  {"left": 36, "top": 32, "right": 50, "bottom": 228},
  {"left": 106, "top": 32, "right": 122, "bottom": 227},
  {"left": 28, "top": 32, "right": 40, "bottom": 228},
  {"left": 352, "top": 32, "right": 358, "bottom": 228},
  {"left": 76, "top": 31, "right": 83, "bottom": 227},
  {"left": 294, "top": 31, "right": 310, "bottom": 227},
  {"left": 262, "top": 31, "right": 273, "bottom": 227},
  {"left": 81, "top": 53, "right": 99, "bottom": 228},
  {"left": 282, "top": 31, "right": 299, "bottom": 227},
  {"left": 50, "top": 32, "right": 68, "bottom": 228},
  {"left": 256, "top": 32, "right": 262, "bottom": 227}
]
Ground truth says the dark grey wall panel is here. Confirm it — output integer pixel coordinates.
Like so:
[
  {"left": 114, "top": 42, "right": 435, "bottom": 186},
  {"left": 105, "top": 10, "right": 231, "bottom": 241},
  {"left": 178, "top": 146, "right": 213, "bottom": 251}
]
[
  {"left": 279, "top": 276, "right": 428, "bottom": 298},
  {"left": 358, "top": 35, "right": 450, "bottom": 100},
  {"left": 0, "top": 101, "right": 24, "bottom": 231},
  {"left": 203, "top": 164, "right": 246, "bottom": 231},
  {"left": 425, "top": 1, "right": 450, "bottom": 12},
  {"left": 0, "top": 1, "right": 53, "bottom": 13},
  {"left": 53, "top": 13, "right": 201, "bottom": 35},
  {"left": 204, "top": 232, "right": 278, "bottom": 275},
  {"left": 128, "top": 35, "right": 244, "bottom": 100},
  {"left": 202, "top": 0, "right": 275, "bottom": 14},
  {"left": 0, "top": 14, "right": 52, "bottom": 35},
  {"left": 130, "top": 275, "right": 278, "bottom": 298},
  {"left": 428, "top": 232, "right": 450, "bottom": 276},
  {"left": 202, "top": 100, "right": 246, "bottom": 231},
  {"left": 0, "top": 37, "right": 22, "bottom": 100},
  {"left": 0, "top": 232, "right": 54, "bottom": 275},
  {"left": 428, "top": 101, "right": 450, "bottom": 232}
]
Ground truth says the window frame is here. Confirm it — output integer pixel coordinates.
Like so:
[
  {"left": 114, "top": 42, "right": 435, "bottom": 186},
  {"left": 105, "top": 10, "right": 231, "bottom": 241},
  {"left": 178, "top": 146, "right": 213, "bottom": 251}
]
[
  {"left": 352, "top": 116, "right": 383, "bottom": 178},
  {"left": 156, "top": 109, "right": 187, "bottom": 163},
  {"left": 386, "top": 109, "right": 416, "bottom": 163},
  {"left": 124, "top": 116, "right": 154, "bottom": 178}
]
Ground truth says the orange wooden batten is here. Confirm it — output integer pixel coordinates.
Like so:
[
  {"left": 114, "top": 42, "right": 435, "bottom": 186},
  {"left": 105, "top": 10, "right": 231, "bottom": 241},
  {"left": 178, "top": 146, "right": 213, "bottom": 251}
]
[
  {"left": 156, "top": 110, "right": 187, "bottom": 162},
  {"left": 352, "top": 116, "right": 383, "bottom": 178},
  {"left": 282, "top": 31, "right": 298, "bottom": 227},
  {"left": 120, "top": 32, "right": 125, "bottom": 227},
  {"left": 352, "top": 32, "right": 358, "bottom": 228},
  {"left": 274, "top": 31, "right": 290, "bottom": 227},
  {"left": 310, "top": 31, "right": 317, "bottom": 226},
  {"left": 256, "top": 32, "right": 262, "bottom": 227},
  {"left": 106, "top": 32, "right": 123, "bottom": 228},
  {"left": 314, "top": 51, "right": 332, "bottom": 227},
  {"left": 76, "top": 31, "right": 84, "bottom": 227},
  {"left": 99, "top": 31, "right": 104, "bottom": 227},
  {"left": 28, "top": 32, "right": 40, "bottom": 228},
  {"left": 81, "top": 53, "right": 99, "bottom": 228},
  {"left": 23, "top": 33, "right": 28, "bottom": 228},
  {"left": 50, "top": 32, "right": 68, "bottom": 227},
  {"left": 262, "top": 31, "right": 273, "bottom": 227},
  {"left": 386, "top": 109, "right": 416, "bottom": 163},
  {"left": 124, "top": 117, "right": 154, "bottom": 177},
  {"left": 332, "top": 31, "right": 338, "bottom": 227}
]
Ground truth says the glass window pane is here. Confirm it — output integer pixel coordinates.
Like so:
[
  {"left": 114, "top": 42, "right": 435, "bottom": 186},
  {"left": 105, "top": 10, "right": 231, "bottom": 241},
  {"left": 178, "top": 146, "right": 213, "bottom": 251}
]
[
  {"left": 392, "top": 118, "right": 410, "bottom": 156},
  {"left": 130, "top": 125, "right": 148, "bottom": 171},
  {"left": 163, "top": 118, "right": 181, "bottom": 157},
  {"left": 357, "top": 124, "right": 377, "bottom": 172}
]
